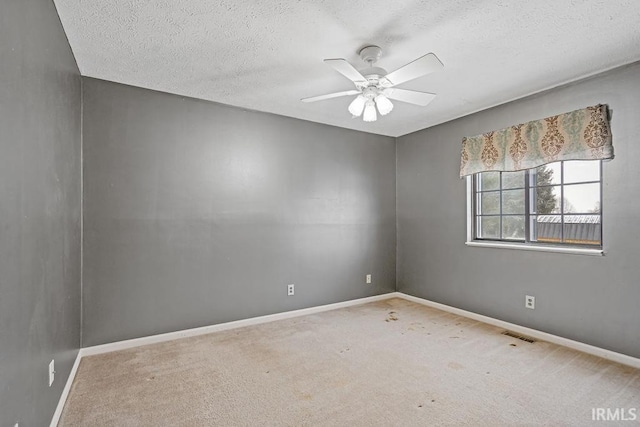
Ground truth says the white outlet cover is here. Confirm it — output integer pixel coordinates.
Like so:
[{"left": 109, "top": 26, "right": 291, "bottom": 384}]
[
  {"left": 525, "top": 295, "right": 535, "bottom": 309},
  {"left": 366, "top": 274, "right": 372, "bottom": 284},
  {"left": 287, "top": 284, "right": 294, "bottom": 296},
  {"left": 48, "top": 359, "right": 55, "bottom": 386}
]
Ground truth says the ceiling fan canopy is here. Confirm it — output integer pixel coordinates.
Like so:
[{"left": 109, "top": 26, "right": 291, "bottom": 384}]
[{"left": 301, "top": 45, "right": 443, "bottom": 122}]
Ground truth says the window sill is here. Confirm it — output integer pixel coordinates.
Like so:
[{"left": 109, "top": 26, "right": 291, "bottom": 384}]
[{"left": 465, "top": 240, "right": 604, "bottom": 256}]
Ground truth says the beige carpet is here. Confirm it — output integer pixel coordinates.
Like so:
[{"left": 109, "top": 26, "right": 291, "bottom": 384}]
[{"left": 59, "top": 298, "right": 640, "bottom": 426}]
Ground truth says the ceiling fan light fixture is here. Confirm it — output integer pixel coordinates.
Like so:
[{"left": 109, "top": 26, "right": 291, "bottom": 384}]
[
  {"left": 375, "top": 94, "right": 393, "bottom": 116},
  {"left": 348, "top": 95, "right": 366, "bottom": 117},
  {"left": 363, "top": 100, "right": 377, "bottom": 122}
]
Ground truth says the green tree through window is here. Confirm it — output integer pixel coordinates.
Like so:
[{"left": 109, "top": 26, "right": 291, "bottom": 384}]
[
  {"left": 535, "top": 166, "right": 557, "bottom": 214},
  {"left": 473, "top": 161, "right": 602, "bottom": 246}
]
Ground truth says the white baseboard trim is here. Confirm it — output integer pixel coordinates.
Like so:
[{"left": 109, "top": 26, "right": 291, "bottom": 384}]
[
  {"left": 51, "top": 293, "right": 398, "bottom": 425},
  {"left": 395, "top": 292, "right": 640, "bottom": 370},
  {"left": 81, "top": 292, "right": 400, "bottom": 357},
  {"left": 50, "top": 350, "right": 82, "bottom": 427},
  {"left": 51, "top": 290, "right": 640, "bottom": 426}
]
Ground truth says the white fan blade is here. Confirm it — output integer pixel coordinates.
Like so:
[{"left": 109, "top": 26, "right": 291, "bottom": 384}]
[
  {"left": 301, "top": 90, "right": 360, "bottom": 103},
  {"left": 383, "top": 53, "right": 443, "bottom": 87},
  {"left": 384, "top": 88, "right": 436, "bottom": 106},
  {"left": 324, "top": 59, "right": 367, "bottom": 84}
]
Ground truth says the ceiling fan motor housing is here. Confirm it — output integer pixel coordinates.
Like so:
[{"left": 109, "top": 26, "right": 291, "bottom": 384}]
[{"left": 361, "top": 67, "right": 387, "bottom": 81}]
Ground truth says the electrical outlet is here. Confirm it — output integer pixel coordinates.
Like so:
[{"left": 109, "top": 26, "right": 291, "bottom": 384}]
[
  {"left": 366, "top": 274, "right": 372, "bottom": 284},
  {"left": 287, "top": 284, "right": 294, "bottom": 296},
  {"left": 48, "top": 359, "right": 55, "bottom": 387},
  {"left": 525, "top": 295, "right": 535, "bottom": 310}
]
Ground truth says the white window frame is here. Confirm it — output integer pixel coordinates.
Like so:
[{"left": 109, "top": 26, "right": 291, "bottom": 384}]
[{"left": 465, "top": 173, "right": 604, "bottom": 256}]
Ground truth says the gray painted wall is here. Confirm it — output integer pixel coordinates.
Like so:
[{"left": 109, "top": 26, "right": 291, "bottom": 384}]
[
  {"left": 0, "top": 0, "right": 82, "bottom": 425},
  {"left": 82, "top": 78, "right": 396, "bottom": 347},
  {"left": 397, "top": 63, "right": 640, "bottom": 358}
]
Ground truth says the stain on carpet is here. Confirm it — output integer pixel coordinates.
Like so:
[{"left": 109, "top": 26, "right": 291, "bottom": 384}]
[{"left": 385, "top": 311, "right": 399, "bottom": 322}]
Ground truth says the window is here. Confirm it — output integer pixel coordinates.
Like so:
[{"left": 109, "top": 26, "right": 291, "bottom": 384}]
[{"left": 471, "top": 160, "right": 602, "bottom": 249}]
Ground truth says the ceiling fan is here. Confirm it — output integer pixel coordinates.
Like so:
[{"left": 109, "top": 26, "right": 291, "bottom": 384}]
[{"left": 301, "top": 45, "right": 443, "bottom": 122}]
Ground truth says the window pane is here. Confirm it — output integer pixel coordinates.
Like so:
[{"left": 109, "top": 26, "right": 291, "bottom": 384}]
[
  {"left": 564, "top": 160, "right": 600, "bottom": 184},
  {"left": 563, "top": 215, "right": 601, "bottom": 245},
  {"left": 533, "top": 214, "right": 562, "bottom": 243},
  {"left": 502, "top": 189, "right": 525, "bottom": 214},
  {"left": 535, "top": 162, "right": 561, "bottom": 186},
  {"left": 563, "top": 183, "right": 600, "bottom": 213},
  {"left": 471, "top": 161, "right": 603, "bottom": 247},
  {"left": 535, "top": 185, "right": 560, "bottom": 214},
  {"left": 502, "top": 170, "right": 524, "bottom": 189},
  {"left": 502, "top": 216, "right": 525, "bottom": 240},
  {"left": 479, "top": 191, "right": 500, "bottom": 215},
  {"left": 478, "top": 172, "right": 500, "bottom": 191},
  {"left": 477, "top": 216, "right": 500, "bottom": 239}
]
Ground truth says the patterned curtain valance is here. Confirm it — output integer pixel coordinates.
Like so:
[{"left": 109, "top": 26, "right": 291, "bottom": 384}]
[{"left": 459, "top": 104, "right": 613, "bottom": 177}]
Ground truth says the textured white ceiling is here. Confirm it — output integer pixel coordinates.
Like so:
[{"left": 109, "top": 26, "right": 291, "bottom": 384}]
[{"left": 55, "top": 0, "right": 640, "bottom": 137}]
